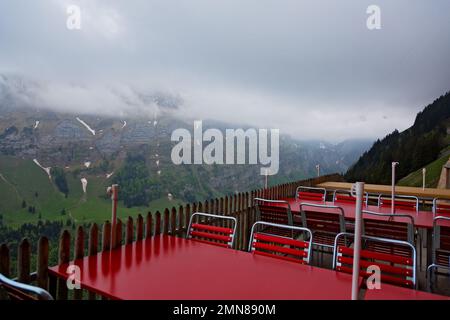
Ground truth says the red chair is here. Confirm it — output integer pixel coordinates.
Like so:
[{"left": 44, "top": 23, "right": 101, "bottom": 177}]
[
  {"left": 295, "top": 186, "right": 326, "bottom": 203},
  {"left": 362, "top": 211, "right": 420, "bottom": 268},
  {"left": 362, "top": 211, "right": 415, "bottom": 246},
  {"left": 187, "top": 212, "right": 237, "bottom": 249},
  {"left": 332, "top": 189, "right": 368, "bottom": 206},
  {"left": 299, "top": 203, "right": 346, "bottom": 252},
  {"left": 0, "top": 273, "right": 53, "bottom": 300},
  {"left": 249, "top": 221, "right": 313, "bottom": 264},
  {"left": 254, "top": 198, "right": 293, "bottom": 237},
  {"left": 433, "top": 198, "right": 450, "bottom": 217},
  {"left": 378, "top": 194, "right": 419, "bottom": 212},
  {"left": 333, "top": 233, "right": 417, "bottom": 289},
  {"left": 427, "top": 216, "right": 450, "bottom": 291}
]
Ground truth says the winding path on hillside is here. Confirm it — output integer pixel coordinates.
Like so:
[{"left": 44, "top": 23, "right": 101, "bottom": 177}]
[{"left": 0, "top": 172, "right": 22, "bottom": 201}]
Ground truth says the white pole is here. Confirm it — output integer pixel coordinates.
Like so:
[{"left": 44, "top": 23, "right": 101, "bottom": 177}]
[
  {"left": 108, "top": 184, "right": 119, "bottom": 246},
  {"left": 316, "top": 164, "right": 320, "bottom": 177},
  {"left": 351, "top": 181, "right": 364, "bottom": 300},
  {"left": 391, "top": 162, "right": 399, "bottom": 214},
  {"left": 422, "top": 168, "right": 426, "bottom": 190},
  {"left": 264, "top": 169, "right": 268, "bottom": 189}
]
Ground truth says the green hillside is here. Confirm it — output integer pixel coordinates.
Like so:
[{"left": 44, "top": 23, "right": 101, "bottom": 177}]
[
  {"left": 0, "top": 155, "right": 182, "bottom": 227},
  {"left": 398, "top": 147, "right": 450, "bottom": 188},
  {"left": 345, "top": 91, "right": 450, "bottom": 184}
]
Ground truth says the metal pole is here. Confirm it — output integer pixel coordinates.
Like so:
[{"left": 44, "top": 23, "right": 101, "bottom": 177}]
[
  {"left": 265, "top": 169, "right": 268, "bottom": 189},
  {"left": 109, "top": 184, "right": 119, "bottom": 246},
  {"left": 351, "top": 181, "right": 364, "bottom": 300},
  {"left": 316, "top": 164, "right": 320, "bottom": 177},
  {"left": 391, "top": 162, "right": 399, "bottom": 214},
  {"left": 422, "top": 168, "right": 426, "bottom": 190}
]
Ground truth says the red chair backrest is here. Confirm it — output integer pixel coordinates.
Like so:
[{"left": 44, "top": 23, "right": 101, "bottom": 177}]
[
  {"left": 363, "top": 212, "right": 414, "bottom": 246},
  {"left": 379, "top": 198, "right": 417, "bottom": 211},
  {"left": 435, "top": 203, "right": 450, "bottom": 216},
  {"left": 433, "top": 217, "right": 450, "bottom": 267},
  {"left": 189, "top": 223, "right": 235, "bottom": 248},
  {"left": 334, "top": 194, "right": 357, "bottom": 204},
  {"left": 254, "top": 199, "right": 293, "bottom": 237},
  {"left": 335, "top": 245, "right": 415, "bottom": 288},
  {"left": 300, "top": 204, "right": 346, "bottom": 247},
  {"left": 257, "top": 204, "right": 291, "bottom": 225},
  {"left": 251, "top": 232, "right": 310, "bottom": 264},
  {"left": 297, "top": 191, "right": 324, "bottom": 202}
]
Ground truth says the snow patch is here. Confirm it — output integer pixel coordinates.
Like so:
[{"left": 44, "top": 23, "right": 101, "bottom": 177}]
[
  {"left": 76, "top": 117, "right": 96, "bottom": 135},
  {"left": 81, "top": 178, "right": 88, "bottom": 193},
  {"left": 33, "top": 159, "right": 51, "bottom": 179}
]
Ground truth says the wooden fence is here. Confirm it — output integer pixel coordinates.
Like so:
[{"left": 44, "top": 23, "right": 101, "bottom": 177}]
[{"left": 0, "top": 173, "right": 343, "bottom": 300}]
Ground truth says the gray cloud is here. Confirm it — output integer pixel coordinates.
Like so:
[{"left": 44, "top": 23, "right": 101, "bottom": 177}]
[{"left": 0, "top": 0, "right": 449, "bottom": 141}]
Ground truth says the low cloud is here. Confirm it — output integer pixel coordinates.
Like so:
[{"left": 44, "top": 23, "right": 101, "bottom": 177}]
[{"left": 0, "top": 0, "right": 449, "bottom": 141}]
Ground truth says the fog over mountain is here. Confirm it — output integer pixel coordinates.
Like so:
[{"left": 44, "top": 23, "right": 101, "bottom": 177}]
[{"left": 1, "top": 1, "right": 449, "bottom": 141}]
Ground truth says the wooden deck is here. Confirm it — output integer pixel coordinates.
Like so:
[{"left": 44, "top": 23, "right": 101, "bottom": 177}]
[{"left": 316, "top": 181, "right": 450, "bottom": 200}]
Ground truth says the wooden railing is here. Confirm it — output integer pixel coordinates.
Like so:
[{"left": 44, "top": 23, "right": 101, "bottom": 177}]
[{"left": 0, "top": 173, "right": 343, "bottom": 300}]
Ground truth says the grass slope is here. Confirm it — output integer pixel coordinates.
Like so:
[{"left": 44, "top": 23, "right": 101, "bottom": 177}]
[
  {"left": 0, "top": 156, "right": 184, "bottom": 228},
  {"left": 398, "top": 147, "right": 450, "bottom": 188}
]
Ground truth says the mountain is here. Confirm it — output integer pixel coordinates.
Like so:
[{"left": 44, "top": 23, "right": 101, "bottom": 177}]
[
  {"left": 345, "top": 91, "right": 450, "bottom": 184},
  {"left": 0, "top": 74, "right": 372, "bottom": 227},
  {"left": 398, "top": 146, "right": 450, "bottom": 188}
]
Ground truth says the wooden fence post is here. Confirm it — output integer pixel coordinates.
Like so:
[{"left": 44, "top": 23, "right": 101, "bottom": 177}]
[
  {"left": 114, "top": 219, "right": 123, "bottom": 249},
  {"left": 102, "top": 221, "right": 111, "bottom": 252},
  {"left": 155, "top": 211, "right": 161, "bottom": 236},
  {"left": 57, "top": 230, "right": 70, "bottom": 300},
  {"left": 163, "top": 209, "right": 170, "bottom": 235},
  {"left": 36, "top": 237, "right": 49, "bottom": 291},
  {"left": 185, "top": 204, "right": 191, "bottom": 232},
  {"left": 136, "top": 214, "right": 144, "bottom": 241},
  {"left": 74, "top": 226, "right": 84, "bottom": 300},
  {"left": 126, "top": 216, "right": 134, "bottom": 244},
  {"left": 0, "top": 244, "right": 10, "bottom": 277},
  {"left": 0, "top": 243, "right": 10, "bottom": 300},
  {"left": 146, "top": 212, "right": 153, "bottom": 238},
  {"left": 17, "top": 239, "right": 31, "bottom": 284},
  {"left": 177, "top": 206, "right": 184, "bottom": 236},
  {"left": 170, "top": 207, "right": 176, "bottom": 235},
  {"left": 88, "top": 224, "right": 98, "bottom": 300}
]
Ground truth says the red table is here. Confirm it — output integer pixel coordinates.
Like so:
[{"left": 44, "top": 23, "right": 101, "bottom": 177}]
[
  {"left": 49, "top": 235, "right": 356, "bottom": 300},
  {"left": 364, "top": 283, "right": 449, "bottom": 300},
  {"left": 282, "top": 198, "right": 438, "bottom": 229},
  {"left": 281, "top": 197, "right": 450, "bottom": 268}
]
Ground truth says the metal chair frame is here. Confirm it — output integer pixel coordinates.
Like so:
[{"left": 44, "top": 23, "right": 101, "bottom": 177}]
[
  {"left": 377, "top": 194, "right": 420, "bottom": 212},
  {"left": 0, "top": 273, "right": 53, "bottom": 300},
  {"left": 295, "top": 186, "right": 327, "bottom": 203},
  {"left": 249, "top": 221, "right": 313, "bottom": 264},
  {"left": 332, "top": 232, "right": 417, "bottom": 289},
  {"left": 187, "top": 212, "right": 238, "bottom": 249}
]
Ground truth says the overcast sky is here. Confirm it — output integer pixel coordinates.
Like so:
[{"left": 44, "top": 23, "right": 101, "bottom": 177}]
[{"left": 0, "top": 0, "right": 449, "bottom": 142}]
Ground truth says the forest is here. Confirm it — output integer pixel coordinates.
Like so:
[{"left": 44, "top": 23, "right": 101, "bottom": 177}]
[{"left": 345, "top": 92, "right": 450, "bottom": 184}]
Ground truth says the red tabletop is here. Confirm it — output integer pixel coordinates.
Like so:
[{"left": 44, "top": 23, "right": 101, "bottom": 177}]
[
  {"left": 49, "top": 235, "right": 355, "bottom": 300},
  {"left": 364, "top": 283, "right": 449, "bottom": 300},
  {"left": 281, "top": 198, "right": 440, "bottom": 229}
]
